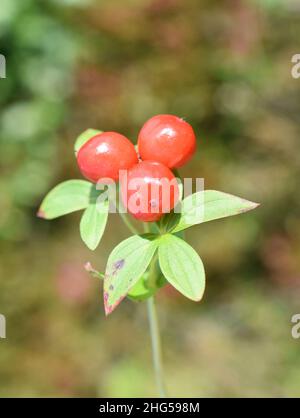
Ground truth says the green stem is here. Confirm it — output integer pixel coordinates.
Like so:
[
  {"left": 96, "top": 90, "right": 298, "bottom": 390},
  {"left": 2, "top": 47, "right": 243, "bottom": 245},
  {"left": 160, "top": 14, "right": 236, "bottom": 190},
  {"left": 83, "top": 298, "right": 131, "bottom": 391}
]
[
  {"left": 147, "top": 254, "right": 158, "bottom": 289},
  {"left": 145, "top": 221, "right": 167, "bottom": 396},
  {"left": 147, "top": 296, "right": 167, "bottom": 398},
  {"left": 116, "top": 185, "right": 139, "bottom": 235},
  {"left": 119, "top": 212, "right": 139, "bottom": 235},
  {"left": 119, "top": 215, "right": 167, "bottom": 397}
]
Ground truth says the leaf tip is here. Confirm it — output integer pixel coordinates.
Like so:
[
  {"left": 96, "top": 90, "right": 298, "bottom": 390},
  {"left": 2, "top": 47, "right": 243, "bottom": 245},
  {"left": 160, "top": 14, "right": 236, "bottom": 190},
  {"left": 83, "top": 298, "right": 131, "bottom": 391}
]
[
  {"left": 36, "top": 208, "right": 46, "bottom": 219},
  {"left": 241, "top": 200, "right": 260, "bottom": 213},
  {"left": 103, "top": 289, "right": 126, "bottom": 316},
  {"left": 85, "top": 243, "right": 97, "bottom": 251},
  {"left": 104, "top": 292, "right": 113, "bottom": 316},
  {"left": 194, "top": 292, "right": 205, "bottom": 302}
]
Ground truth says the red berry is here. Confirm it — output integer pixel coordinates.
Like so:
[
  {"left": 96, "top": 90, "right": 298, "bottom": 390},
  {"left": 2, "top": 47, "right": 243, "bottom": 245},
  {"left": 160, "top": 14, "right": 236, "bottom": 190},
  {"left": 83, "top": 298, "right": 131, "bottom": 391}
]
[
  {"left": 138, "top": 114, "right": 196, "bottom": 169},
  {"left": 120, "top": 161, "right": 179, "bottom": 222},
  {"left": 77, "top": 132, "right": 138, "bottom": 183}
]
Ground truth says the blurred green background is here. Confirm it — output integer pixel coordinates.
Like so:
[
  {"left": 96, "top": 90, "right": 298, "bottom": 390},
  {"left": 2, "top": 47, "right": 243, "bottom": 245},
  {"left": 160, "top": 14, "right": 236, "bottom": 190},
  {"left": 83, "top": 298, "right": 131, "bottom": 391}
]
[{"left": 1, "top": 0, "right": 300, "bottom": 397}]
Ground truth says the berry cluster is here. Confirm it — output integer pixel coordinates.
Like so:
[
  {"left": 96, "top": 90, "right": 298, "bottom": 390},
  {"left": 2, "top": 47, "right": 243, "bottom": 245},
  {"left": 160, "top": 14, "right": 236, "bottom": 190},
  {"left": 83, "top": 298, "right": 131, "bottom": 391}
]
[
  {"left": 77, "top": 114, "right": 196, "bottom": 222},
  {"left": 39, "top": 112, "right": 258, "bottom": 318}
]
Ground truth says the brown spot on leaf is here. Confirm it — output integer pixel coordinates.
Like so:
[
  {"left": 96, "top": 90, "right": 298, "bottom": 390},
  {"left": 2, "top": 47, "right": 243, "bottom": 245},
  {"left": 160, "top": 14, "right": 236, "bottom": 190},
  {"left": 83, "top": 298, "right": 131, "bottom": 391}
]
[{"left": 113, "top": 259, "right": 125, "bottom": 270}]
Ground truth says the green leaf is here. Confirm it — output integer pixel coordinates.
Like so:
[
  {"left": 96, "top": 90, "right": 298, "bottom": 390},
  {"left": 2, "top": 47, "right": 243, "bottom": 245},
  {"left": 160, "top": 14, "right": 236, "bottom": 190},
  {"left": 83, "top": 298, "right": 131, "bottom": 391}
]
[
  {"left": 104, "top": 234, "right": 159, "bottom": 315},
  {"left": 128, "top": 258, "right": 167, "bottom": 301},
  {"left": 127, "top": 272, "right": 155, "bottom": 301},
  {"left": 158, "top": 234, "right": 205, "bottom": 301},
  {"left": 80, "top": 199, "right": 109, "bottom": 250},
  {"left": 74, "top": 129, "right": 102, "bottom": 155},
  {"left": 37, "top": 180, "right": 94, "bottom": 219},
  {"left": 173, "top": 190, "right": 259, "bottom": 232},
  {"left": 85, "top": 262, "right": 157, "bottom": 301}
]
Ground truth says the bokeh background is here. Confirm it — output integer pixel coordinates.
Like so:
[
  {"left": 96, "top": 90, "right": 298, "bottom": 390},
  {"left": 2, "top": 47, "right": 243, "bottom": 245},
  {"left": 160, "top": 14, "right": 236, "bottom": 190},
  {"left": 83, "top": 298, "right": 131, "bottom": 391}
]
[{"left": 0, "top": 0, "right": 300, "bottom": 397}]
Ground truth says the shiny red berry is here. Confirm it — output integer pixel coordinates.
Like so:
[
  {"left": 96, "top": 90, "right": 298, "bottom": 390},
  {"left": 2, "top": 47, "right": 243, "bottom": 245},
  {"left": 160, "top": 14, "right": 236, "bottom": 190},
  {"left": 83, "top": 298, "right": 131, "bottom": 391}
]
[
  {"left": 138, "top": 114, "right": 196, "bottom": 169},
  {"left": 77, "top": 132, "right": 138, "bottom": 182},
  {"left": 120, "top": 161, "right": 179, "bottom": 222}
]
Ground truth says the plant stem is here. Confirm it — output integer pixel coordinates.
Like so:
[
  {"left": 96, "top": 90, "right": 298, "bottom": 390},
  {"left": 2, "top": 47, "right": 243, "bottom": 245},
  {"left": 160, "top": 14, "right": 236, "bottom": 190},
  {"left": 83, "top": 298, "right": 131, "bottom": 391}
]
[
  {"left": 116, "top": 186, "right": 139, "bottom": 235},
  {"left": 119, "top": 215, "right": 167, "bottom": 397},
  {"left": 119, "top": 212, "right": 139, "bottom": 235},
  {"left": 147, "top": 254, "right": 158, "bottom": 289},
  {"left": 144, "top": 221, "right": 166, "bottom": 395},
  {"left": 147, "top": 296, "right": 167, "bottom": 398}
]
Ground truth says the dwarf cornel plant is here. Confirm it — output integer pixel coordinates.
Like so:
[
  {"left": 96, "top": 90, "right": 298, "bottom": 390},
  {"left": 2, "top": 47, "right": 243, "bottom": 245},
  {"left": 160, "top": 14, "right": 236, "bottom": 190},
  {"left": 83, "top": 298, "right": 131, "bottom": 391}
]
[{"left": 38, "top": 115, "right": 259, "bottom": 397}]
